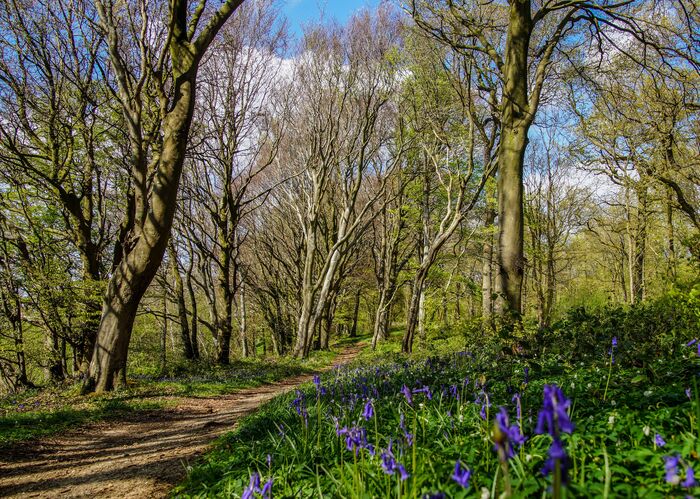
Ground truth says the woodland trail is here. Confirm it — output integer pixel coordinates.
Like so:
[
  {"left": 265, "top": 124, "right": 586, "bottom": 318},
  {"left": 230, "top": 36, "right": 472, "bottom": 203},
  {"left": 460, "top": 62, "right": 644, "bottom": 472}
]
[{"left": 0, "top": 344, "right": 362, "bottom": 498}]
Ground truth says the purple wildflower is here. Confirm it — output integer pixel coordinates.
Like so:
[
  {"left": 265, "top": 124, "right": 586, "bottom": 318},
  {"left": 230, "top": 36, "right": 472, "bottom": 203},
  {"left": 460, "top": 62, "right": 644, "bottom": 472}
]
[
  {"left": 655, "top": 434, "right": 666, "bottom": 447},
  {"left": 524, "top": 366, "right": 529, "bottom": 385},
  {"left": 380, "top": 448, "right": 409, "bottom": 481},
  {"left": 682, "top": 466, "right": 698, "bottom": 488},
  {"left": 413, "top": 385, "right": 433, "bottom": 400},
  {"left": 399, "top": 413, "right": 414, "bottom": 447},
  {"left": 337, "top": 426, "right": 368, "bottom": 455},
  {"left": 612, "top": 336, "right": 618, "bottom": 348},
  {"left": 261, "top": 477, "right": 273, "bottom": 498},
  {"left": 665, "top": 455, "right": 681, "bottom": 484},
  {"left": 401, "top": 385, "right": 413, "bottom": 405},
  {"left": 362, "top": 399, "right": 374, "bottom": 421},
  {"left": 512, "top": 393, "right": 522, "bottom": 421},
  {"left": 687, "top": 388, "right": 693, "bottom": 400},
  {"left": 535, "top": 385, "right": 574, "bottom": 437},
  {"left": 541, "top": 438, "right": 569, "bottom": 482},
  {"left": 242, "top": 473, "right": 261, "bottom": 499},
  {"left": 493, "top": 406, "right": 525, "bottom": 460},
  {"left": 397, "top": 464, "right": 410, "bottom": 481},
  {"left": 451, "top": 460, "right": 472, "bottom": 488},
  {"left": 686, "top": 339, "right": 698, "bottom": 347}
]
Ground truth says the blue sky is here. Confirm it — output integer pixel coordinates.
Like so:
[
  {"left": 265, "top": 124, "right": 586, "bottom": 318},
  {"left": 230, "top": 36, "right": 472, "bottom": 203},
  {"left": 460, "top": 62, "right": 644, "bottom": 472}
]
[{"left": 281, "top": 0, "right": 382, "bottom": 37}]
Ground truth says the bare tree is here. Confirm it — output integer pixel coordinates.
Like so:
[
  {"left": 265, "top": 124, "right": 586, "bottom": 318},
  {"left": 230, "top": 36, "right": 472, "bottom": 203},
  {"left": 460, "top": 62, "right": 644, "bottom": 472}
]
[
  {"left": 275, "top": 9, "right": 406, "bottom": 358},
  {"left": 183, "top": 0, "right": 285, "bottom": 364}
]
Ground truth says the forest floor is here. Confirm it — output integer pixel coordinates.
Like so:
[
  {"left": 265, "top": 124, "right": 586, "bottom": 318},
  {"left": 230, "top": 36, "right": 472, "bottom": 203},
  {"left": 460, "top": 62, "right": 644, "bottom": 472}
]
[{"left": 0, "top": 344, "right": 362, "bottom": 499}]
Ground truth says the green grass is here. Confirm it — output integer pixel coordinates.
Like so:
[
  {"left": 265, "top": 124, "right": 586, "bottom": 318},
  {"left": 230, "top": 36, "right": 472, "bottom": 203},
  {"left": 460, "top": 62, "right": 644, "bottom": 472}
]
[
  {"left": 173, "top": 331, "right": 700, "bottom": 498},
  {"left": 0, "top": 342, "right": 351, "bottom": 447}
]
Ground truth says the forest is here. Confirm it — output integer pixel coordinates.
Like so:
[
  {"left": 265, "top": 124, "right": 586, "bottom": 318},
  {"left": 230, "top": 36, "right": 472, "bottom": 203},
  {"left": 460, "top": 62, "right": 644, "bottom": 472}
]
[{"left": 0, "top": 0, "right": 699, "bottom": 497}]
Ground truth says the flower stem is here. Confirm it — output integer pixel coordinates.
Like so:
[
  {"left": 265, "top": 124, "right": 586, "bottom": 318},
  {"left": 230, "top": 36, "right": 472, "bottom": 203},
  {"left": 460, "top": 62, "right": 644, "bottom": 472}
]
[{"left": 603, "top": 351, "right": 613, "bottom": 402}]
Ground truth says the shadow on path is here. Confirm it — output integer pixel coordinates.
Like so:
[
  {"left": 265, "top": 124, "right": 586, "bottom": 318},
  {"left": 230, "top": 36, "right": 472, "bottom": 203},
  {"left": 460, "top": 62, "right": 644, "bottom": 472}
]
[{"left": 0, "top": 345, "right": 362, "bottom": 498}]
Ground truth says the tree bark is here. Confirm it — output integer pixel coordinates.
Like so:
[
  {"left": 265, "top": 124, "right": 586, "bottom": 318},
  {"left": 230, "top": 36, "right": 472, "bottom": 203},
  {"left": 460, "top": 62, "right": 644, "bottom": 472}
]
[
  {"left": 497, "top": 0, "right": 532, "bottom": 319},
  {"left": 169, "top": 243, "right": 194, "bottom": 359},
  {"left": 350, "top": 289, "right": 361, "bottom": 338},
  {"left": 481, "top": 206, "right": 496, "bottom": 321}
]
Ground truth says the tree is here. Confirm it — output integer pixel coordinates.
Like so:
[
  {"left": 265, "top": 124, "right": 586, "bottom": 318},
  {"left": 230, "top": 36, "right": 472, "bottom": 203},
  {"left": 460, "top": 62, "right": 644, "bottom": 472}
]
[
  {"left": 409, "top": 0, "right": 698, "bottom": 318},
  {"left": 84, "top": 0, "right": 245, "bottom": 393},
  {"left": 399, "top": 32, "right": 494, "bottom": 354},
  {"left": 276, "top": 9, "right": 406, "bottom": 358},
  {"left": 0, "top": 0, "right": 112, "bottom": 373},
  {"left": 183, "top": 0, "right": 285, "bottom": 364}
]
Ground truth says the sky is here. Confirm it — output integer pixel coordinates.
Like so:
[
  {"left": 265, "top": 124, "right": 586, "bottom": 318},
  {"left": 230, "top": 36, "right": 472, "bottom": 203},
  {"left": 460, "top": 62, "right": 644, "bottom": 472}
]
[{"left": 281, "top": 0, "right": 382, "bottom": 37}]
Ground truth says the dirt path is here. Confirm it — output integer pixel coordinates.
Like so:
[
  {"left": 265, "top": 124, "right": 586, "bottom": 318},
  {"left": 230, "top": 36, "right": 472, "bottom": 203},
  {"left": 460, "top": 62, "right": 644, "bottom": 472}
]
[{"left": 0, "top": 345, "right": 361, "bottom": 498}]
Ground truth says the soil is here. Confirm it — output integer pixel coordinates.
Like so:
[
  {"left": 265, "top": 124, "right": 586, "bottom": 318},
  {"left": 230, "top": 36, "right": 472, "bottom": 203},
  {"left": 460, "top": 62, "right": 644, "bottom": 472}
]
[{"left": 0, "top": 345, "right": 361, "bottom": 498}]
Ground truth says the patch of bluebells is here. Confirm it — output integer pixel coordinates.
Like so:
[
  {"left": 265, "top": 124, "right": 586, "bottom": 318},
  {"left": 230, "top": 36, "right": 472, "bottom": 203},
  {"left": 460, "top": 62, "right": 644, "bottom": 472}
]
[
  {"left": 234, "top": 349, "right": 695, "bottom": 497},
  {"left": 664, "top": 455, "right": 699, "bottom": 490}
]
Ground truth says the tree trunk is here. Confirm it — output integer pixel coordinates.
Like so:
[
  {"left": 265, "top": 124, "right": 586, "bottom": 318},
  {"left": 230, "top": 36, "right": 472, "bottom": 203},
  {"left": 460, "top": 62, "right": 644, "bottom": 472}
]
[
  {"left": 169, "top": 244, "right": 194, "bottom": 359},
  {"left": 160, "top": 289, "right": 168, "bottom": 373},
  {"left": 497, "top": 0, "right": 532, "bottom": 319},
  {"left": 185, "top": 258, "right": 200, "bottom": 360},
  {"left": 666, "top": 188, "right": 676, "bottom": 279},
  {"left": 402, "top": 270, "right": 427, "bottom": 354},
  {"left": 84, "top": 74, "right": 197, "bottom": 393},
  {"left": 498, "top": 126, "right": 528, "bottom": 318},
  {"left": 482, "top": 206, "right": 496, "bottom": 321},
  {"left": 239, "top": 284, "right": 248, "bottom": 357},
  {"left": 83, "top": 0, "right": 244, "bottom": 393},
  {"left": 372, "top": 298, "right": 392, "bottom": 349},
  {"left": 350, "top": 289, "right": 361, "bottom": 338},
  {"left": 632, "top": 184, "right": 648, "bottom": 303}
]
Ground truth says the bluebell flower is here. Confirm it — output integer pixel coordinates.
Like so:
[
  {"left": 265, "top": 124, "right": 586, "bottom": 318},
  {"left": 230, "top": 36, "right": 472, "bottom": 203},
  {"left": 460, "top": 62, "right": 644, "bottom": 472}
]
[
  {"left": 337, "top": 426, "right": 369, "bottom": 454},
  {"left": 687, "top": 388, "right": 693, "bottom": 400},
  {"left": 242, "top": 473, "right": 261, "bottom": 499},
  {"left": 535, "top": 385, "right": 574, "bottom": 437},
  {"left": 612, "top": 337, "right": 618, "bottom": 348},
  {"left": 493, "top": 406, "right": 525, "bottom": 460},
  {"left": 655, "top": 434, "right": 666, "bottom": 447},
  {"left": 512, "top": 393, "right": 522, "bottom": 421},
  {"left": 362, "top": 399, "right": 374, "bottom": 421},
  {"left": 291, "top": 390, "right": 305, "bottom": 416},
  {"left": 401, "top": 385, "right": 413, "bottom": 405},
  {"left": 380, "top": 447, "right": 409, "bottom": 480},
  {"left": 686, "top": 339, "right": 698, "bottom": 347},
  {"left": 451, "top": 460, "right": 471, "bottom": 488},
  {"left": 665, "top": 455, "right": 681, "bottom": 484},
  {"left": 413, "top": 385, "right": 433, "bottom": 400},
  {"left": 261, "top": 477, "right": 273, "bottom": 498},
  {"left": 541, "top": 438, "right": 569, "bottom": 481},
  {"left": 682, "top": 466, "right": 698, "bottom": 488}
]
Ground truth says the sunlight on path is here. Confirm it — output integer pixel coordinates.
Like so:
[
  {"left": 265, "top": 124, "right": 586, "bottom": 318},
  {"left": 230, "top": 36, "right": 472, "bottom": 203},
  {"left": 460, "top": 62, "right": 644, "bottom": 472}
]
[{"left": 0, "top": 345, "right": 362, "bottom": 499}]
